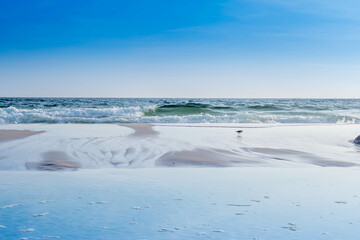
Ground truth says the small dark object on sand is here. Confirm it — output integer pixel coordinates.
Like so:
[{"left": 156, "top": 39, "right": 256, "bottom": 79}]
[{"left": 354, "top": 135, "right": 360, "bottom": 145}]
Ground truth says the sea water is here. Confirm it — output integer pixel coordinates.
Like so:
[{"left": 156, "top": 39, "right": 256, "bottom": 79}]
[
  {"left": 1, "top": 168, "right": 360, "bottom": 240},
  {"left": 0, "top": 98, "right": 359, "bottom": 124}
]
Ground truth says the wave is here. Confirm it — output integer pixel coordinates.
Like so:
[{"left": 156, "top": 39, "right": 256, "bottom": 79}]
[
  {"left": 143, "top": 102, "right": 239, "bottom": 117},
  {"left": 247, "top": 104, "right": 284, "bottom": 111},
  {"left": 0, "top": 106, "right": 146, "bottom": 124},
  {"left": 1, "top": 98, "right": 360, "bottom": 124},
  {"left": 144, "top": 103, "right": 221, "bottom": 117},
  {"left": 0, "top": 105, "right": 359, "bottom": 124},
  {"left": 159, "top": 103, "right": 211, "bottom": 109}
]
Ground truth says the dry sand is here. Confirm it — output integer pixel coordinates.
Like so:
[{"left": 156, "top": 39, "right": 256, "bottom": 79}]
[{"left": 1, "top": 124, "right": 359, "bottom": 170}]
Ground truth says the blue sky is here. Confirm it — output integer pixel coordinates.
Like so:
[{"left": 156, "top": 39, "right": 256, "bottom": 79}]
[{"left": 1, "top": 0, "right": 359, "bottom": 98}]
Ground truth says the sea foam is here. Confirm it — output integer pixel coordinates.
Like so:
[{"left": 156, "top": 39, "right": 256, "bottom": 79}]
[{"left": 0, "top": 98, "right": 359, "bottom": 124}]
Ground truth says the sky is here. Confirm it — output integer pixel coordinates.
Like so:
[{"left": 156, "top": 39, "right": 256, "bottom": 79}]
[{"left": 0, "top": 0, "right": 360, "bottom": 98}]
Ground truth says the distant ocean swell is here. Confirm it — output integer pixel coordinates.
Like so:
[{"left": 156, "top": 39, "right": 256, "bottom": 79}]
[{"left": 0, "top": 98, "right": 359, "bottom": 124}]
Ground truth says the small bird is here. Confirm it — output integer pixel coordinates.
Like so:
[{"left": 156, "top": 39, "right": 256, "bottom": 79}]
[{"left": 236, "top": 130, "right": 243, "bottom": 136}]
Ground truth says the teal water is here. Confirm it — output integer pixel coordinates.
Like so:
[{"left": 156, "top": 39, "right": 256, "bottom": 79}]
[{"left": 0, "top": 98, "right": 359, "bottom": 124}]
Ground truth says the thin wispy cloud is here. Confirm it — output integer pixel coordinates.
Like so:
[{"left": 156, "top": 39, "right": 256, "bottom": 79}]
[{"left": 251, "top": 0, "right": 360, "bottom": 20}]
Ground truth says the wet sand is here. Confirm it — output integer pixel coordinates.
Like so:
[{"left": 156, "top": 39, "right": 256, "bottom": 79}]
[
  {"left": 26, "top": 151, "right": 80, "bottom": 171},
  {"left": 241, "top": 147, "right": 359, "bottom": 167},
  {"left": 119, "top": 123, "right": 159, "bottom": 137},
  {"left": 0, "top": 123, "right": 359, "bottom": 239},
  {"left": 0, "top": 123, "right": 359, "bottom": 170},
  {"left": 157, "top": 148, "right": 261, "bottom": 167},
  {"left": 0, "top": 130, "right": 44, "bottom": 142}
]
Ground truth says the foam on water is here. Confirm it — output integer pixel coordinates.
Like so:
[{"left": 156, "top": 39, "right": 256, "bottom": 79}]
[{"left": 0, "top": 98, "right": 359, "bottom": 124}]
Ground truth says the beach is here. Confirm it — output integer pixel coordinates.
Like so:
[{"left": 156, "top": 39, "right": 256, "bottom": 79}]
[
  {"left": 3, "top": 0, "right": 360, "bottom": 238},
  {"left": 1, "top": 123, "right": 360, "bottom": 239},
  {"left": 0, "top": 123, "right": 359, "bottom": 169},
  {"left": 1, "top": 96, "right": 360, "bottom": 240}
]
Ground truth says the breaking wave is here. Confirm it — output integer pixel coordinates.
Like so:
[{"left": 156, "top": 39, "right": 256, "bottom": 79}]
[{"left": 0, "top": 98, "right": 359, "bottom": 124}]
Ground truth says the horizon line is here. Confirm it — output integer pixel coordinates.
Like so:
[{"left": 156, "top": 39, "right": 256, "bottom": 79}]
[{"left": 1, "top": 96, "right": 360, "bottom": 100}]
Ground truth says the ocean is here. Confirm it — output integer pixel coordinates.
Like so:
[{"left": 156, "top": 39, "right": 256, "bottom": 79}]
[{"left": 0, "top": 98, "right": 359, "bottom": 124}]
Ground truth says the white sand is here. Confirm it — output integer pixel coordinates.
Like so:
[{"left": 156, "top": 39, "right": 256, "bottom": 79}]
[
  {"left": 1, "top": 123, "right": 359, "bottom": 239},
  {"left": 0, "top": 123, "right": 359, "bottom": 169}
]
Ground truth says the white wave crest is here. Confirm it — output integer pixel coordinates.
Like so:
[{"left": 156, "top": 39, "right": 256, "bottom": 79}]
[
  {"left": 0, "top": 106, "right": 146, "bottom": 123},
  {"left": 0, "top": 106, "right": 359, "bottom": 124}
]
